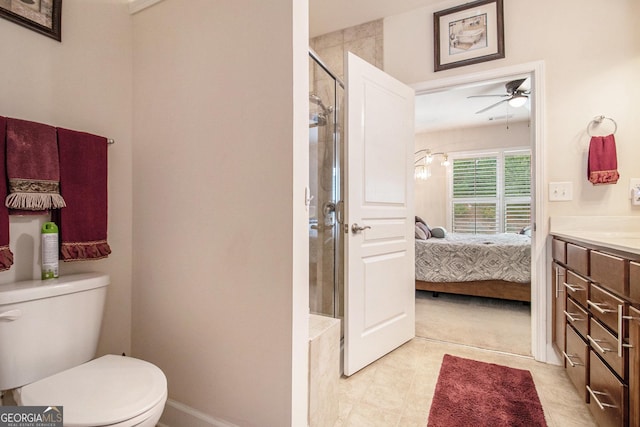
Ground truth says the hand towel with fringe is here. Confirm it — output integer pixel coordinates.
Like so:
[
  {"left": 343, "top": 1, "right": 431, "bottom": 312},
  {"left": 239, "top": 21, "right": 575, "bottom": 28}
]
[
  {"left": 0, "top": 116, "right": 14, "bottom": 271},
  {"left": 4, "top": 118, "right": 66, "bottom": 210},
  {"left": 588, "top": 134, "right": 620, "bottom": 185},
  {"left": 54, "top": 128, "right": 111, "bottom": 261}
]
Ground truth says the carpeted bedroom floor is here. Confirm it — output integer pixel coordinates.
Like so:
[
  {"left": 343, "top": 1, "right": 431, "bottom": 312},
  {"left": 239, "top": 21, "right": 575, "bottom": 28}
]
[{"left": 415, "top": 290, "right": 532, "bottom": 356}]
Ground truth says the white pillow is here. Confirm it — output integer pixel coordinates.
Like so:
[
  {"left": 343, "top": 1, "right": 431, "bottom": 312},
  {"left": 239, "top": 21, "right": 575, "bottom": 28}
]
[{"left": 415, "top": 224, "right": 427, "bottom": 240}]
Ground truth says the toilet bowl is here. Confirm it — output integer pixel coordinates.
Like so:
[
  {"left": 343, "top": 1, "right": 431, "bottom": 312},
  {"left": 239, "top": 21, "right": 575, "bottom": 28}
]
[
  {"left": 15, "top": 355, "right": 167, "bottom": 427},
  {"left": 0, "top": 273, "right": 168, "bottom": 427}
]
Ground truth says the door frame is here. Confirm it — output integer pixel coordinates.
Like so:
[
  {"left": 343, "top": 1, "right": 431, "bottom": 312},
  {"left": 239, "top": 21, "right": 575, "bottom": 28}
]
[{"left": 411, "top": 61, "right": 554, "bottom": 363}]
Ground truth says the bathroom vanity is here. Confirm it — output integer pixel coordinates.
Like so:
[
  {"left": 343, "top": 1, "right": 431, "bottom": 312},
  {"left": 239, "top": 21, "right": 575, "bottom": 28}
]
[{"left": 550, "top": 217, "right": 640, "bottom": 427}]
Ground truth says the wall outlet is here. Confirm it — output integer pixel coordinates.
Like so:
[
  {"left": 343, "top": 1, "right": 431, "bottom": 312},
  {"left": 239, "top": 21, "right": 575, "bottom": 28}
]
[{"left": 549, "top": 182, "right": 573, "bottom": 201}]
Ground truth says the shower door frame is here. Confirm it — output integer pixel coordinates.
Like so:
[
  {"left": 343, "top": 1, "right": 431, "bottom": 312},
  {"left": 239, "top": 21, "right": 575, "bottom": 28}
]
[{"left": 309, "top": 49, "right": 345, "bottom": 321}]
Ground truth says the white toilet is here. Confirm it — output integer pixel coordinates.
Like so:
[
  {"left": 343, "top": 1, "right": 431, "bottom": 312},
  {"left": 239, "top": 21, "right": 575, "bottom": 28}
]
[{"left": 0, "top": 273, "right": 167, "bottom": 427}]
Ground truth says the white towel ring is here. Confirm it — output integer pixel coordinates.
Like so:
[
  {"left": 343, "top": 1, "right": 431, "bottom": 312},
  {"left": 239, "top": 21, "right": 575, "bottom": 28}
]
[{"left": 587, "top": 115, "right": 617, "bottom": 137}]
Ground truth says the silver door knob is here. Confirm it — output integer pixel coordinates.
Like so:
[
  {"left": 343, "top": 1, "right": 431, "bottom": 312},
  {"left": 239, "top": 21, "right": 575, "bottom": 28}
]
[{"left": 351, "top": 223, "right": 371, "bottom": 234}]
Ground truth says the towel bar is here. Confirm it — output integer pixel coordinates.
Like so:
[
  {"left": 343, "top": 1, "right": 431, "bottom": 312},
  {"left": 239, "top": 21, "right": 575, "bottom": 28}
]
[{"left": 587, "top": 115, "right": 617, "bottom": 136}]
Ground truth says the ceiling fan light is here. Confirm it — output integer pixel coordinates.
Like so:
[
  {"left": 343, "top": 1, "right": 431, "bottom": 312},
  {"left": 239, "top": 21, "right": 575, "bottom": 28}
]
[{"left": 508, "top": 94, "right": 527, "bottom": 108}]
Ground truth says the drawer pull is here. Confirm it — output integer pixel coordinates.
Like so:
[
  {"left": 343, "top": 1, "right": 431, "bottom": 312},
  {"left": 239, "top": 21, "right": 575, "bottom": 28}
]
[
  {"left": 555, "top": 267, "right": 565, "bottom": 298},
  {"left": 586, "top": 385, "right": 617, "bottom": 410},
  {"left": 562, "top": 351, "right": 584, "bottom": 367},
  {"left": 618, "top": 305, "right": 634, "bottom": 357},
  {"left": 587, "top": 335, "right": 614, "bottom": 354},
  {"left": 622, "top": 313, "right": 640, "bottom": 350},
  {"left": 563, "top": 310, "right": 583, "bottom": 323},
  {"left": 587, "top": 300, "right": 616, "bottom": 314},
  {"left": 564, "top": 282, "right": 584, "bottom": 293}
]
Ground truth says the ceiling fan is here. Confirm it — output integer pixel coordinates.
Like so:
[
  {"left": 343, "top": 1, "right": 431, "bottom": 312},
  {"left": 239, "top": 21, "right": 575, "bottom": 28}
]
[{"left": 468, "top": 78, "right": 530, "bottom": 114}]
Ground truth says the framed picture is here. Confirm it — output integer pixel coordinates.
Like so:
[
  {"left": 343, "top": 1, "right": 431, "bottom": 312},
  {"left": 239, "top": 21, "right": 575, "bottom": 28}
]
[
  {"left": 0, "top": 0, "right": 62, "bottom": 41},
  {"left": 434, "top": 0, "right": 504, "bottom": 72}
]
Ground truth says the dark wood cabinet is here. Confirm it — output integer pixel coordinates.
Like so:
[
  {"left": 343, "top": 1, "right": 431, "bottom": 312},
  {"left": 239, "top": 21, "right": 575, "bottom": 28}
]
[
  {"left": 552, "top": 237, "right": 640, "bottom": 427},
  {"left": 591, "top": 250, "right": 628, "bottom": 297},
  {"left": 589, "top": 350, "right": 626, "bottom": 427},
  {"left": 629, "top": 306, "right": 640, "bottom": 427},
  {"left": 552, "top": 262, "right": 566, "bottom": 359},
  {"left": 567, "top": 242, "right": 590, "bottom": 276},
  {"left": 565, "top": 323, "right": 589, "bottom": 402},
  {"left": 630, "top": 263, "right": 640, "bottom": 302}
]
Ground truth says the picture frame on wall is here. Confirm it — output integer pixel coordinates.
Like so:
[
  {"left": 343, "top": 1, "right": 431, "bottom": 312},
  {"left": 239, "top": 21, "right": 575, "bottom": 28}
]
[
  {"left": 434, "top": 0, "right": 504, "bottom": 72},
  {"left": 0, "top": 0, "right": 62, "bottom": 41}
]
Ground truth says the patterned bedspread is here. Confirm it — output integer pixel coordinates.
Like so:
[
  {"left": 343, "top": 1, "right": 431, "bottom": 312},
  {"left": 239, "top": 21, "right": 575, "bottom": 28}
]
[{"left": 415, "top": 233, "right": 531, "bottom": 283}]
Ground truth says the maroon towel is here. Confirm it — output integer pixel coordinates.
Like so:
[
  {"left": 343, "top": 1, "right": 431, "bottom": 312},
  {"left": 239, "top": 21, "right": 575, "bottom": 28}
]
[
  {"left": 588, "top": 134, "right": 619, "bottom": 185},
  {"left": 0, "top": 116, "right": 14, "bottom": 271},
  {"left": 5, "top": 118, "right": 66, "bottom": 210},
  {"left": 54, "top": 128, "right": 111, "bottom": 261}
]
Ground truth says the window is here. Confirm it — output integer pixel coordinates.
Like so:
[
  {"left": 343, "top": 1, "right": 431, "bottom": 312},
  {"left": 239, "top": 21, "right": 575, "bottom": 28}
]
[{"left": 449, "top": 149, "right": 531, "bottom": 234}]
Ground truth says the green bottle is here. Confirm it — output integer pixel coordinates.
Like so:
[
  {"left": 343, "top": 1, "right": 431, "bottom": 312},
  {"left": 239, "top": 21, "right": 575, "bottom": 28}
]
[{"left": 41, "top": 222, "right": 59, "bottom": 280}]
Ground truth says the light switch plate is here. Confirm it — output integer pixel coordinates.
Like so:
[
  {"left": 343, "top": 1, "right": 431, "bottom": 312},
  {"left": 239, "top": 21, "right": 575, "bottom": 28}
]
[
  {"left": 630, "top": 178, "right": 640, "bottom": 203},
  {"left": 630, "top": 178, "right": 640, "bottom": 197},
  {"left": 549, "top": 182, "right": 573, "bottom": 201}
]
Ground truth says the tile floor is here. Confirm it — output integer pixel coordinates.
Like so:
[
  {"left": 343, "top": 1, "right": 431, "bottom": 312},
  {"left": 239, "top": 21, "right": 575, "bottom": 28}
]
[{"left": 334, "top": 337, "right": 598, "bottom": 427}]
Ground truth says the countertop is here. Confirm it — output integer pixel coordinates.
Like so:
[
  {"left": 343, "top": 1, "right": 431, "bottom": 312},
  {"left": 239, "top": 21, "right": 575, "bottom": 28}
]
[{"left": 549, "top": 216, "right": 640, "bottom": 255}]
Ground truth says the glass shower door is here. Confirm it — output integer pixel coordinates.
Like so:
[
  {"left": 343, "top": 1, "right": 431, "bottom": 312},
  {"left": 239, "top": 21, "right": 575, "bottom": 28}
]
[{"left": 309, "top": 54, "right": 342, "bottom": 319}]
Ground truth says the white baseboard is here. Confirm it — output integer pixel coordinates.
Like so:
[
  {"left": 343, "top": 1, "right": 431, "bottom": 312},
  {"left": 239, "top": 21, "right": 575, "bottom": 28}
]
[{"left": 158, "top": 399, "right": 238, "bottom": 427}]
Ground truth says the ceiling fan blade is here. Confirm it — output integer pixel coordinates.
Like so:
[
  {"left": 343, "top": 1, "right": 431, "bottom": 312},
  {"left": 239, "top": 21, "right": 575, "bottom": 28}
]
[
  {"left": 467, "top": 94, "right": 509, "bottom": 99},
  {"left": 476, "top": 99, "right": 508, "bottom": 114},
  {"left": 506, "top": 78, "right": 527, "bottom": 94}
]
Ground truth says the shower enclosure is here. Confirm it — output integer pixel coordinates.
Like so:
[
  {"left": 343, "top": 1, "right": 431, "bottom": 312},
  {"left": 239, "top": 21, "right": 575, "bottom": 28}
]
[{"left": 308, "top": 50, "right": 344, "bottom": 324}]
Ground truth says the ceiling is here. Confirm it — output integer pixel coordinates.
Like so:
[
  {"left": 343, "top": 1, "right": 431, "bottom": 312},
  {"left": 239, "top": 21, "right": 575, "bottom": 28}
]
[
  {"left": 415, "top": 78, "right": 532, "bottom": 133},
  {"left": 309, "top": 0, "right": 442, "bottom": 37},
  {"left": 309, "top": 0, "right": 531, "bottom": 133}
]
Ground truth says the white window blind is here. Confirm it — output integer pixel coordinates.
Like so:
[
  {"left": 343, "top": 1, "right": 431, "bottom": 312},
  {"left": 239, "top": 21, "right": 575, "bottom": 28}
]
[
  {"left": 504, "top": 153, "right": 531, "bottom": 233},
  {"left": 452, "top": 157, "right": 498, "bottom": 233},
  {"left": 450, "top": 149, "right": 531, "bottom": 234}
]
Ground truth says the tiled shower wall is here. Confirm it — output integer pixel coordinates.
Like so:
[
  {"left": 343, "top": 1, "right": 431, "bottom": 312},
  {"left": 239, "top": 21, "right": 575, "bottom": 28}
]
[{"left": 310, "top": 19, "right": 384, "bottom": 82}]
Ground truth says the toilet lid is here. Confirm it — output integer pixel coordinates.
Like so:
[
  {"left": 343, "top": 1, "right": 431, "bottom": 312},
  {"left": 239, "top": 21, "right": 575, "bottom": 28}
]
[{"left": 20, "top": 355, "right": 167, "bottom": 427}]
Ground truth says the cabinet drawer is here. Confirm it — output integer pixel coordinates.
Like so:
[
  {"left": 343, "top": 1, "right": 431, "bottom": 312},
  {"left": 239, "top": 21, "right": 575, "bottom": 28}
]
[
  {"left": 566, "top": 270, "right": 589, "bottom": 309},
  {"left": 588, "top": 351, "right": 626, "bottom": 427},
  {"left": 567, "top": 243, "right": 589, "bottom": 276},
  {"left": 566, "top": 297, "right": 588, "bottom": 339},
  {"left": 552, "top": 263, "right": 567, "bottom": 357},
  {"left": 588, "top": 317, "right": 624, "bottom": 379},
  {"left": 553, "top": 238, "right": 566, "bottom": 263},
  {"left": 629, "top": 306, "right": 640, "bottom": 427},
  {"left": 591, "top": 251, "right": 628, "bottom": 297},
  {"left": 630, "top": 261, "right": 640, "bottom": 302},
  {"left": 589, "top": 283, "right": 625, "bottom": 334},
  {"left": 565, "top": 324, "right": 589, "bottom": 402}
]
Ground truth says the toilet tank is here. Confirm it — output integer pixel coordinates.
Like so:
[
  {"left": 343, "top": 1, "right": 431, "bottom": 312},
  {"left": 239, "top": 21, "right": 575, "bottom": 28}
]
[{"left": 0, "top": 273, "right": 109, "bottom": 390}]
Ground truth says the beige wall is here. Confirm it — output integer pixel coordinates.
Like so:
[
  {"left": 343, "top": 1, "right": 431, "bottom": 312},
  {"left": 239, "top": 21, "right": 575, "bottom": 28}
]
[
  {"left": 131, "top": 1, "right": 308, "bottom": 426},
  {"left": 415, "top": 121, "right": 530, "bottom": 227},
  {"left": 0, "top": 0, "right": 133, "bottom": 356},
  {"left": 385, "top": 0, "right": 640, "bottom": 219},
  {"left": 0, "top": 0, "right": 308, "bottom": 424}
]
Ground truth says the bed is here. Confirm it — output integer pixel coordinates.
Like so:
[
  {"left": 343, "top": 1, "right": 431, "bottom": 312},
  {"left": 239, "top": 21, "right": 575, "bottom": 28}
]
[{"left": 415, "top": 232, "right": 531, "bottom": 302}]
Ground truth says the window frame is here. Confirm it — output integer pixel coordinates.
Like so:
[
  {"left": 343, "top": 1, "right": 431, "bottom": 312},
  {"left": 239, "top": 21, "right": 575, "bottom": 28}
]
[{"left": 446, "top": 147, "right": 531, "bottom": 234}]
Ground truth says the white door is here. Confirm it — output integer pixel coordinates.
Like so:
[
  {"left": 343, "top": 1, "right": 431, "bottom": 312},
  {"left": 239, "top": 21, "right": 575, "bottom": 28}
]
[{"left": 344, "top": 52, "right": 415, "bottom": 376}]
